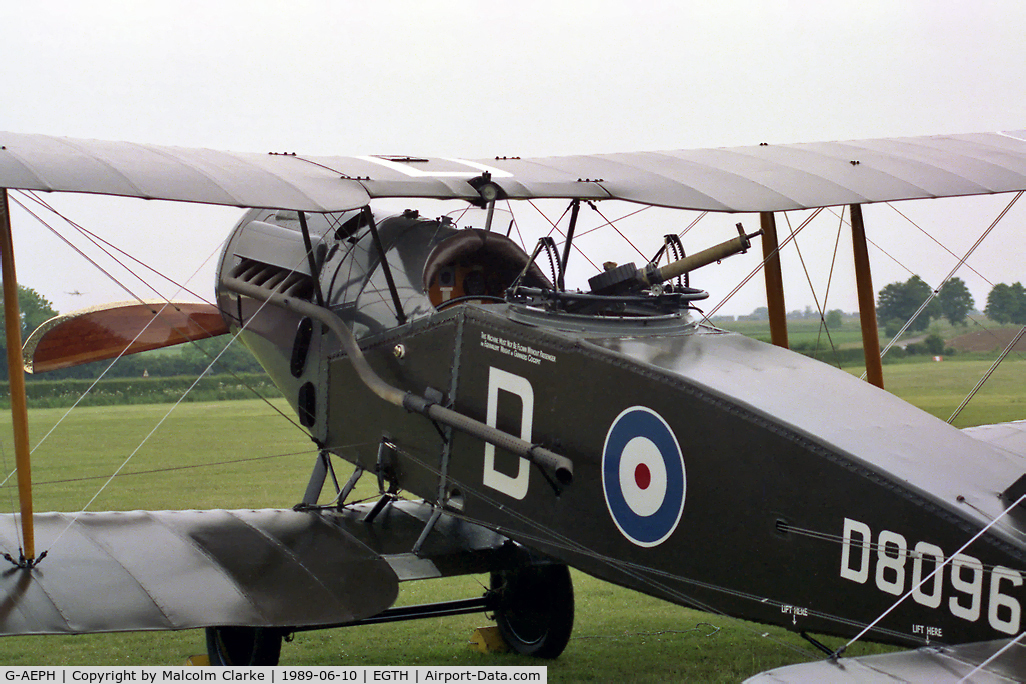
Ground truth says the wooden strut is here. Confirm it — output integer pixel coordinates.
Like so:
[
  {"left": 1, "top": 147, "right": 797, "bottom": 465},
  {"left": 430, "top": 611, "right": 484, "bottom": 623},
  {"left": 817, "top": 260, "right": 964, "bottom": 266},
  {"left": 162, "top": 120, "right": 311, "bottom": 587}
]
[
  {"left": 0, "top": 188, "right": 34, "bottom": 561},
  {"left": 850, "top": 204, "right": 884, "bottom": 389},
  {"left": 760, "top": 212, "right": 788, "bottom": 348}
]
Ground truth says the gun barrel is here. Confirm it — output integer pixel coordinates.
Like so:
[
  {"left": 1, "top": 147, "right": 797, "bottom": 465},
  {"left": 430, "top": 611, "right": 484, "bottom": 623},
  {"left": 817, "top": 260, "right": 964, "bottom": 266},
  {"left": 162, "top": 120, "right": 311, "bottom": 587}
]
[{"left": 644, "top": 226, "right": 762, "bottom": 286}]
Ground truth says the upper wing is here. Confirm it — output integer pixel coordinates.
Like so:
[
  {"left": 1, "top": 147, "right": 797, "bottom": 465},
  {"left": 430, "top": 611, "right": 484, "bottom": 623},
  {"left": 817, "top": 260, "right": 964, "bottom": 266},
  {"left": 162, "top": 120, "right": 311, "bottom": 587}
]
[
  {"left": 2, "top": 130, "right": 1026, "bottom": 213},
  {"left": 484, "top": 130, "right": 1026, "bottom": 211}
]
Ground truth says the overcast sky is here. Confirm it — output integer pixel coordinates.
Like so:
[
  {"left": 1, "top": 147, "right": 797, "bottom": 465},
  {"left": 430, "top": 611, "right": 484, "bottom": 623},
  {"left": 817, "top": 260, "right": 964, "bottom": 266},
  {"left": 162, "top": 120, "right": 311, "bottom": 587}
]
[{"left": 3, "top": 0, "right": 1026, "bottom": 317}]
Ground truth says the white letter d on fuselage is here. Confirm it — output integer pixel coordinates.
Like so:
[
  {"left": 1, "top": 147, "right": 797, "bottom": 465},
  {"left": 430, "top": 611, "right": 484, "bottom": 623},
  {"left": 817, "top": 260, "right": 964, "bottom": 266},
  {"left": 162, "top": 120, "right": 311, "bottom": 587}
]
[{"left": 483, "top": 367, "right": 533, "bottom": 500}]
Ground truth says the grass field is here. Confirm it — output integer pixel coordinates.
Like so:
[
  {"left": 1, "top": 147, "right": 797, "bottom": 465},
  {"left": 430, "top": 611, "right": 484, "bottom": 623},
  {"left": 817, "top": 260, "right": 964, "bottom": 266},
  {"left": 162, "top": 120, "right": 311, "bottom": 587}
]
[{"left": 0, "top": 353, "right": 1024, "bottom": 678}]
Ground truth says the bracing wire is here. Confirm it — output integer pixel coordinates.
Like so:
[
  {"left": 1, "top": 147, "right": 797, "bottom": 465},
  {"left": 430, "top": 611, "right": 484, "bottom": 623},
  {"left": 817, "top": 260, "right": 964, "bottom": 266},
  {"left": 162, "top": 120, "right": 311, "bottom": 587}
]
[
  {"left": 677, "top": 211, "right": 708, "bottom": 240},
  {"left": 957, "top": 630, "right": 1026, "bottom": 682},
  {"left": 0, "top": 205, "right": 230, "bottom": 491},
  {"left": 876, "top": 191, "right": 1022, "bottom": 363},
  {"left": 781, "top": 211, "right": 841, "bottom": 365},
  {"left": 42, "top": 255, "right": 310, "bottom": 553},
  {"left": 3, "top": 200, "right": 226, "bottom": 450},
  {"left": 839, "top": 491, "right": 1026, "bottom": 656},
  {"left": 6, "top": 201, "right": 334, "bottom": 554},
  {"left": 573, "top": 204, "right": 651, "bottom": 240},
  {"left": 21, "top": 448, "right": 321, "bottom": 486},
  {"left": 333, "top": 441, "right": 829, "bottom": 662},
  {"left": 948, "top": 324, "right": 1026, "bottom": 424},
  {"left": 525, "top": 200, "right": 599, "bottom": 271},
  {"left": 825, "top": 204, "right": 1011, "bottom": 359},
  {"left": 21, "top": 191, "right": 214, "bottom": 305},
  {"left": 813, "top": 210, "right": 846, "bottom": 353},
  {"left": 886, "top": 202, "right": 993, "bottom": 288},
  {"left": 10, "top": 195, "right": 150, "bottom": 306},
  {"left": 700, "top": 208, "right": 824, "bottom": 323},
  {"left": 587, "top": 202, "right": 648, "bottom": 261}
]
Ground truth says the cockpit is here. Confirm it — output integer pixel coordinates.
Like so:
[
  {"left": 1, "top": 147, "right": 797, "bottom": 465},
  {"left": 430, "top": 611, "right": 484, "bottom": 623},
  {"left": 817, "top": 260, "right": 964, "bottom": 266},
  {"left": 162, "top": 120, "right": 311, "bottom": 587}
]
[{"left": 422, "top": 228, "right": 552, "bottom": 309}]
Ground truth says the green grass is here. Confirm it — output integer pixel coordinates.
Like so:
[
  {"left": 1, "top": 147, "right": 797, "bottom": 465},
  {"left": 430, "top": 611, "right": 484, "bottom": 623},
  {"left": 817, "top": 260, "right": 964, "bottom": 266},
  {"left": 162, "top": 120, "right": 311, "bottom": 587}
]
[
  {"left": 866, "top": 358, "right": 1026, "bottom": 427},
  {"left": 717, "top": 315, "right": 1006, "bottom": 353},
  {"left": 0, "top": 353, "right": 1023, "bottom": 677},
  {"left": 718, "top": 317, "right": 873, "bottom": 350}
]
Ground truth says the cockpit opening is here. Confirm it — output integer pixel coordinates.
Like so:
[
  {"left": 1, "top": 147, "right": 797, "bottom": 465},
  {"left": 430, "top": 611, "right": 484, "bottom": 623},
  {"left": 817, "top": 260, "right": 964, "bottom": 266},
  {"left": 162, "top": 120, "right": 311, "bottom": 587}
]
[{"left": 423, "top": 229, "right": 553, "bottom": 309}]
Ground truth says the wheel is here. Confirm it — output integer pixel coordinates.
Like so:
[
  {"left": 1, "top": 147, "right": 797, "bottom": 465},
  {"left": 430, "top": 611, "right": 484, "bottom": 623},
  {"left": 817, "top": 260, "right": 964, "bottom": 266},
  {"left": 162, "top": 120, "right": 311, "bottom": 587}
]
[
  {"left": 205, "top": 626, "right": 282, "bottom": 666},
  {"left": 491, "top": 564, "right": 574, "bottom": 659}
]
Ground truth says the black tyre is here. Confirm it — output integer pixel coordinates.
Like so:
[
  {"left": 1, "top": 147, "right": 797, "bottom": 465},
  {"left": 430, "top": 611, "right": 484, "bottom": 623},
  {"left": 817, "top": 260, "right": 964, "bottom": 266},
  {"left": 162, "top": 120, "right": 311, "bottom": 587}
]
[
  {"left": 205, "top": 626, "right": 282, "bottom": 666},
  {"left": 491, "top": 564, "right": 574, "bottom": 659}
]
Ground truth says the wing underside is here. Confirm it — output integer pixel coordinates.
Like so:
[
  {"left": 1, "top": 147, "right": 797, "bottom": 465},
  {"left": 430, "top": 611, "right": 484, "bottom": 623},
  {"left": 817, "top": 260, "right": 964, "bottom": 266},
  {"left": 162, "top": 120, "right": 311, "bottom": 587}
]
[
  {"left": 746, "top": 639, "right": 1026, "bottom": 683},
  {"left": 0, "top": 500, "right": 510, "bottom": 637},
  {"left": 0, "top": 508, "right": 399, "bottom": 635}
]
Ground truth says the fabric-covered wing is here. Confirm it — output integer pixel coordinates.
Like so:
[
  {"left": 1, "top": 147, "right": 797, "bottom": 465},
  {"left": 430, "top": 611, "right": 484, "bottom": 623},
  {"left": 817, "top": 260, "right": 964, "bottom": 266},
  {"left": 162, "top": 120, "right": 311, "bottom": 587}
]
[
  {"left": 0, "top": 133, "right": 604, "bottom": 210},
  {"left": 962, "top": 420, "right": 1026, "bottom": 456},
  {"left": 745, "top": 639, "right": 1026, "bottom": 683},
  {"left": 23, "top": 301, "right": 229, "bottom": 373},
  {"left": 483, "top": 130, "right": 1026, "bottom": 211},
  {"left": 2, "top": 130, "right": 1026, "bottom": 213},
  {"left": 0, "top": 132, "right": 372, "bottom": 212},
  {"left": 0, "top": 509, "right": 398, "bottom": 635}
]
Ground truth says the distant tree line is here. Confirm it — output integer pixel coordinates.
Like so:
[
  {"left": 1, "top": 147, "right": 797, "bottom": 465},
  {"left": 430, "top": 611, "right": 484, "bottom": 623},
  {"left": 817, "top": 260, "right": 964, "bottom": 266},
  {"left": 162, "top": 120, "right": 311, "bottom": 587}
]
[
  {"left": 984, "top": 282, "right": 1026, "bottom": 324},
  {"left": 737, "top": 306, "right": 846, "bottom": 327},
  {"left": 875, "top": 276, "right": 974, "bottom": 336},
  {"left": 875, "top": 276, "right": 1026, "bottom": 334},
  {"left": 0, "top": 286, "right": 264, "bottom": 382}
]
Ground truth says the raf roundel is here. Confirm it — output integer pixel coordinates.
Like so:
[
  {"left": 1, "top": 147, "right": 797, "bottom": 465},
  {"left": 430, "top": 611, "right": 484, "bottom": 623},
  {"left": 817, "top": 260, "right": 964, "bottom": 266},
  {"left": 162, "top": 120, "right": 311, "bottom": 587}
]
[{"left": 602, "top": 406, "right": 686, "bottom": 547}]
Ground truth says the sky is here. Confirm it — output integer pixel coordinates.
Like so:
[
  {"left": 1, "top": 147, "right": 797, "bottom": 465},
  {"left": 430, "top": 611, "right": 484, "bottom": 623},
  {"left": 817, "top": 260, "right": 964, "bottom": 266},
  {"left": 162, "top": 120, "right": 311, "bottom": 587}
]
[{"left": 3, "top": 0, "right": 1026, "bottom": 318}]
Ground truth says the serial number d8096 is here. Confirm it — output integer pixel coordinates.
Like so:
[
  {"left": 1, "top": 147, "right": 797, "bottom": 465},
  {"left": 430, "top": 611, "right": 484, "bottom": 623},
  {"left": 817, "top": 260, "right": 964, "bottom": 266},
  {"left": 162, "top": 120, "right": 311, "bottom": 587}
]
[
  {"left": 281, "top": 672, "right": 356, "bottom": 682},
  {"left": 840, "top": 518, "right": 1024, "bottom": 635}
]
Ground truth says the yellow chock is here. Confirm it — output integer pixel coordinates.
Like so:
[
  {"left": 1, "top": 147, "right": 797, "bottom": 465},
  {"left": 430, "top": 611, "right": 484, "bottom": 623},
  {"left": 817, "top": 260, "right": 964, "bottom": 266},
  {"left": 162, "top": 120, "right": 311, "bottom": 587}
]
[
  {"left": 184, "top": 654, "right": 211, "bottom": 666},
  {"left": 468, "top": 626, "right": 509, "bottom": 654}
]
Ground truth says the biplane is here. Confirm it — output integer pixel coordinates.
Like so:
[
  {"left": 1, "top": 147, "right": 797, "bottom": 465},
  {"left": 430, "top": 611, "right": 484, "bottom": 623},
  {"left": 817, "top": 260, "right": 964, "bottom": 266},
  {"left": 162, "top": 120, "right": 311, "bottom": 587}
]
[{"left": 1, "top": 130, "right": 1026, "bottom": 680}]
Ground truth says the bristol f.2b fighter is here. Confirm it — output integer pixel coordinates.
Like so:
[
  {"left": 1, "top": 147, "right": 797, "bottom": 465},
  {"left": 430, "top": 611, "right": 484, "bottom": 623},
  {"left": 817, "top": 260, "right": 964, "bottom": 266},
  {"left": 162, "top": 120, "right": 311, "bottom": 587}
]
[{"left": 2, "top": 131, "right": 1026, "bottom": 680}]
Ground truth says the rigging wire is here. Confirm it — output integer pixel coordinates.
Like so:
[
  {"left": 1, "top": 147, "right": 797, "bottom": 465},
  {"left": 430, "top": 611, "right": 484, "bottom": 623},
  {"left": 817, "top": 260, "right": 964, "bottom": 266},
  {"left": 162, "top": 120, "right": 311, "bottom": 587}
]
[
  {"left": 12, "top": 195, "right": 305, "bottom": 432},
  {"left": 10, "top": 196, "right": 150, "bottom": 307},
  {"left": 11, "top": 444, "right": 370, "bottom": 487},
  {"left": 781, "top": 212, "right": 842, "bottom": 367},
  {"left": 948, "top": 324, "right": 1026, "bottom": 424},
  {"left": 10, "top": 196, "right": 304, "bottom": 426},
  {"left": 886, "top": 202, "right": 993, "bottom": 288},
  {"left": 29, "top": 211, "right": 331, "bottom": 553},
  {"left": 573, "top": 204, "right": 651, "bottom": 241},
  {"left": 677, "top": 211, "right": 708, "bottom": 240},
  {"left": 872, "top": 191, "right": 1023, "bottom": 369},
  {"left": 42, "top": 286, "right": 285, "bottom": 553},
  {"left": 825, "top": 205, "right": 1013, "bottom": 359},
  {"left": 334, "top": 442, "right": 841, "bottom": 662},
  {"left": 814, "top": 211, "right": 846, "bottom": 353},
  {"left": 46, "top": 359, "right": 233, "bottom": 550},
  {"left": 700, "top": 208, "right": 824, "bottom": 322},
  {"left": 525, "top": 200, "right": 599, "bottom": 271},
  {"left": 573, "top": 623, "right": 721, "bottom": 641},
  {"left": 839, "top": 491, "right": 1026, "bottom": 657},
  {"left": 502, "top": 199, "right": 527, "bottom": 248},
  {"left": 779, "top": 521, "right": 1025, "bottom": 577},
  {"left": 21, "top": 191, "right": 214, "bottom": 305},
  {"left": 587, "top": 202, "right": 648, "bottom": 261},
  {"left": 0, "top": 208, "right": 229, "bottom": 461},
  {"left": 957, "top": 629, "right": 1026, "bottom": 683}
]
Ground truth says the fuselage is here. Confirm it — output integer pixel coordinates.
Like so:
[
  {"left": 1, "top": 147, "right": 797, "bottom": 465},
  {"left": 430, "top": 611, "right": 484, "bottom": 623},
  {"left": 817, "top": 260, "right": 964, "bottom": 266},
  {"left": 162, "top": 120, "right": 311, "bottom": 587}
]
[{"left": 215, "top": 205, "right": 1026, "bottom": 647}]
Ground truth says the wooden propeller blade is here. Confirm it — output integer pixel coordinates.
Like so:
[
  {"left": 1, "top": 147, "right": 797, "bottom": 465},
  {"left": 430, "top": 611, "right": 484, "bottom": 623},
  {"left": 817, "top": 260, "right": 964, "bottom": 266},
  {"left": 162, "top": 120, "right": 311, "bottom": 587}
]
[{"left": 23, "top": 301, "right": 229, "bottom": 373}]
